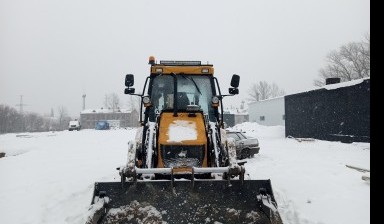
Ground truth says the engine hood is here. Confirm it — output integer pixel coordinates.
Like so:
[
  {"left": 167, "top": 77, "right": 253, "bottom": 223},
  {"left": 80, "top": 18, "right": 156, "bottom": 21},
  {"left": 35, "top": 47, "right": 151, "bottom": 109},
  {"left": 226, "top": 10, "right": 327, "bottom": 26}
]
[{"left": 158, "top": 112, "right": 207, "bottom": 146}]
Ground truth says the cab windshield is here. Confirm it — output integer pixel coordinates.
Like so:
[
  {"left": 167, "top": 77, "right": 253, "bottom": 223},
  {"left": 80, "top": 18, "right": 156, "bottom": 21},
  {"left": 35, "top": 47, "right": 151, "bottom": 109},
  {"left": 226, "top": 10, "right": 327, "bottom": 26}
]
[{"left": 149, "top": 75, "right": 215, "bottom": 120}]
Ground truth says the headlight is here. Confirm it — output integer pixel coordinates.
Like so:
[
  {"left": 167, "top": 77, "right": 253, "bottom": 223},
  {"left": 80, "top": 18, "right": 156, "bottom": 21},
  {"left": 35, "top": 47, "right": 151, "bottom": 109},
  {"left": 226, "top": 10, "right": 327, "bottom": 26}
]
[
  {"left": 142, "top": 96, "right": 151, "bottom": 104},
  {"left": 211, "top": 96, "right": 220, "bottom": 108},
  {"left": 142, "top": 96, "right": 152, "bottom": 107},
  {"left": 211, "top": 96, "right": 219, "bottom": 104},
  {"left": 201, "top": 68, "right": 209, "bottom": 73}
]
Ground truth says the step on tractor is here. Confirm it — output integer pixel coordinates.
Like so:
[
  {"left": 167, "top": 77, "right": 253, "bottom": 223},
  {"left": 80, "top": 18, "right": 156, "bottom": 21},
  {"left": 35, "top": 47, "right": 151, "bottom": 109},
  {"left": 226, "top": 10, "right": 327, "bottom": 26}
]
[{"left": 86, "top": 56, "right": 283, "bottom": 224}]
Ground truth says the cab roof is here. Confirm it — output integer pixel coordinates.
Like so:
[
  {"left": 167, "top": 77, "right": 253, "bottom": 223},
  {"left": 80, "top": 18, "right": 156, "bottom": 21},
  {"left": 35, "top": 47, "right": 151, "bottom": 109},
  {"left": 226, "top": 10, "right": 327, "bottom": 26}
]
[{"left": 149, "top": 59, "right": 214, "bottom": 76}]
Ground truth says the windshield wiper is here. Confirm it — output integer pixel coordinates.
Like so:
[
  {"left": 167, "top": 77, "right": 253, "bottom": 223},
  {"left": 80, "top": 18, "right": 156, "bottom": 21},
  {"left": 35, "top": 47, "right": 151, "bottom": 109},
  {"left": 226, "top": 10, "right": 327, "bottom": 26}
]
[{"left": 181, "top": 74, "right": 202, "bottom": 95}]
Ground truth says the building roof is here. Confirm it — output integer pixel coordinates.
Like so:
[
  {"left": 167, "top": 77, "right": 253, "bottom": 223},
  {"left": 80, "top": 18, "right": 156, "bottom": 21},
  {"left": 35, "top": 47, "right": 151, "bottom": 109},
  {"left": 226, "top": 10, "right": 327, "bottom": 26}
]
[
  {"left": 248, "top": 96, "right": 284, "bottom": 106},
  {"left": 291, "top": 77, "right": 370, "bottom": 94}
]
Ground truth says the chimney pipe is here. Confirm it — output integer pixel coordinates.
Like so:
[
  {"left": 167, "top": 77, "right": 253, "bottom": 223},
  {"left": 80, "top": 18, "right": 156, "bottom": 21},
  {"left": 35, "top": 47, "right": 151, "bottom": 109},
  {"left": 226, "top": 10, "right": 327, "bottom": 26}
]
[{"left": 326, "top": 78, "right": 341, "bottom": 85}]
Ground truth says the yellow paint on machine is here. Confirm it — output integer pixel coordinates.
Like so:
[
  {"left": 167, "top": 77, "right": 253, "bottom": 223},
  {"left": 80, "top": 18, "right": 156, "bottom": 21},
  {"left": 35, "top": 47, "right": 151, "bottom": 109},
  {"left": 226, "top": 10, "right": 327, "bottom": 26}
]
[
  {"left": 151, "top": 66, "right": 214, "bottom": 75},
  {"left": 157, "top": 112, "right": 208, "bottom": 170}
]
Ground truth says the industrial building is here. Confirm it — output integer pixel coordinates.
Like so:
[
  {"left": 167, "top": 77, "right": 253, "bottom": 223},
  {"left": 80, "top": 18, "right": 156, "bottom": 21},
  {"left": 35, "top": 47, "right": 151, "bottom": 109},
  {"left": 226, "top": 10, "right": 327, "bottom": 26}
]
[
  {"left": 247, "top": 77, "right": 370, "bottom": 143},
  {"left": 248, "top": 97, "right": 285, "bottom": 126},
  {"left": 80, "top": 108, "right": 139, "bottom": 129}
]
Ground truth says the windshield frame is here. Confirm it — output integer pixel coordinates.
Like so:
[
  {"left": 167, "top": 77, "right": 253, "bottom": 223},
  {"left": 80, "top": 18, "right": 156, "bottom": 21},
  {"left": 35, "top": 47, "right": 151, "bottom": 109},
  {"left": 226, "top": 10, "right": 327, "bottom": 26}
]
[{"left": 145, "top": 74, "right": 218, "bottom": 122}]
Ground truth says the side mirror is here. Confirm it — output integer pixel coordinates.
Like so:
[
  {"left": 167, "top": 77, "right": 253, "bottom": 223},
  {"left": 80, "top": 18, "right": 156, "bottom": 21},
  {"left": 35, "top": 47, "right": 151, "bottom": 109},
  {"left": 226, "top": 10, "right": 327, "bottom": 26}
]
[
  {"left": 229, "top": 74, "right": 239, "bottom": 95},
  {"left": 230, "top": 74, "right": 240, "bottom": 88},
  {"left": 229, "top": 88, "right": 239, "bottom": 95},
  {"left": 125, "top": 74, "right": 134, "bottom": 87},
  {"left": 124, "top": 88, "right": 135, "bottom": 94}
]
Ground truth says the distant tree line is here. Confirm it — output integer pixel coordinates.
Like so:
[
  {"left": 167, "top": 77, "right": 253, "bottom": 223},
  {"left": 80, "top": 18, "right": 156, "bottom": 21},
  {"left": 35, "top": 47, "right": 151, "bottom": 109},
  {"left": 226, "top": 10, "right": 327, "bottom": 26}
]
[{"left": 0, "top": 104, "right": 72, "bottom": 134}]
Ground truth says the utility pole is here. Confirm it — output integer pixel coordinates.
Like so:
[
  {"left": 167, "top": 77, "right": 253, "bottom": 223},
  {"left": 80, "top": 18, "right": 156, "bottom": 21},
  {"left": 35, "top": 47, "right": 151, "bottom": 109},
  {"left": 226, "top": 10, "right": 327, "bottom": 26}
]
[
  {"left": 15, "top": 95, "right": 27, "bottom": 113},
  {"left": 82, "top": 94, "right": 86, "bottom": 110}
]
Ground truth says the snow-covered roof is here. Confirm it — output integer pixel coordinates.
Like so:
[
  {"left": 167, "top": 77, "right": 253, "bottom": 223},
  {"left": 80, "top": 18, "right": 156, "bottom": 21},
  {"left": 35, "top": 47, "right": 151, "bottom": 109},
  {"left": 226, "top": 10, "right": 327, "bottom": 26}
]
[
  {"left": 322, "top": 77, "right": 370, "bottom": 90},
  {"left": 80, "top": 108, "right": 132, "bottom": 114},
  {"left": 291, "top": 77, "right": 370, "bottom": 95},
  {"left": 248, "top": 96, "right": 284, "bottom": 106}
]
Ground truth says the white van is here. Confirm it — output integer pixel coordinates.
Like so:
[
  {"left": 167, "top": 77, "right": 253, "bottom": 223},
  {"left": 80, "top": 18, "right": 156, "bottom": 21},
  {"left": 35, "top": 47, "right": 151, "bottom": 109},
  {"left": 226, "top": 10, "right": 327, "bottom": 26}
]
[{"left": 68, "top": 120, "right": 81, "bottom": 131}]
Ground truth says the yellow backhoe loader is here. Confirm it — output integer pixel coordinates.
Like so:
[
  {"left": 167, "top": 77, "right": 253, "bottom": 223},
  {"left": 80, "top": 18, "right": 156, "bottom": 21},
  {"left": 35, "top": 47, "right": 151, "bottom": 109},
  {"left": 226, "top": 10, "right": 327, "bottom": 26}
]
[{"left": 86, "top": 56, "right": 283, "bottom": 224}]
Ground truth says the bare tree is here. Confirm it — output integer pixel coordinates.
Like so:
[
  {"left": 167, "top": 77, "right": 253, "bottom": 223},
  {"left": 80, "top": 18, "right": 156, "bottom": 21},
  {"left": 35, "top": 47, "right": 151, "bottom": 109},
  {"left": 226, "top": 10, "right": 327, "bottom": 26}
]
[
  {"left": 247, "top": 81, "right": 286, "bottom": 102},
  {"left": 0, "top": 104, "right": 57, "bottom": 133},
  {"left": 57, "top": 106, "right": 71, "bottom": 130},
  {"left": 0, "top": 105, "right": 15, "bottom": 133},
  {"left": 104, "top": 93, "right": 120, "bottom": 111},
  {"left": 24, "top": 113, "right": 45, "bottom": 132},
  {"left": 0, "top": 105, "right": 24, "bottom": 133},
  {"left": 314, "top": 34, "right": 370, "bottom": 87},
  {"left": 270, "top": 83, "right": 286, "bottom": 97}
]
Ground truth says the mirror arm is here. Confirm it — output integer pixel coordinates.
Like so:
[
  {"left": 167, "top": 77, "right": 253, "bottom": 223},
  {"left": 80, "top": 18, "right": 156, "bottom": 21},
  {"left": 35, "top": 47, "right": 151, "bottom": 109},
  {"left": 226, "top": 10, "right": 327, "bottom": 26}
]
[{"left": 219, "top": 94, "right": 236, "bottom": 99}]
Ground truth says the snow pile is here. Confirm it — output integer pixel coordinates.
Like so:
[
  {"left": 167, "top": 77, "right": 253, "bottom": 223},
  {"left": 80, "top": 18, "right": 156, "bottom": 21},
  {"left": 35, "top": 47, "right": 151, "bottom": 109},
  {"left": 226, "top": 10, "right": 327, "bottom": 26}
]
[
  {"left": 227, "top": 121, "right": 285, "bottom": 139},
  {"left": 105, "top": 200, "right": 167, "bottom": 224}
]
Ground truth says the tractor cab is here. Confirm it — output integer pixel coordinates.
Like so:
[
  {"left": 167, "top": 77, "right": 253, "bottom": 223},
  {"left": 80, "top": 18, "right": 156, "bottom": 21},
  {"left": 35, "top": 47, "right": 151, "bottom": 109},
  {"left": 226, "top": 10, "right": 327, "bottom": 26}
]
[{"left": 125, "top": 57, "right": 240, "bottom": 127}]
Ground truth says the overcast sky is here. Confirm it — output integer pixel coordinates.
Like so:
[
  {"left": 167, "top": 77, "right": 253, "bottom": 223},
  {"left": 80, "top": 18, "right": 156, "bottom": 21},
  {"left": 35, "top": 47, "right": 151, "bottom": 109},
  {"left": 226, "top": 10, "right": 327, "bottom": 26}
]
[{"left": 0, "top": 0, "right": 370, "bottom": 117}]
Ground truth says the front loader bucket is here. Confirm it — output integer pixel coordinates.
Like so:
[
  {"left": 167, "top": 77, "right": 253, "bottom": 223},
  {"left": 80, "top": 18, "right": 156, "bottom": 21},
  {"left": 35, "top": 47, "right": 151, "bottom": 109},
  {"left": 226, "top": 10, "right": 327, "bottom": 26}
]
[{"left": 87, "top": 180, "right": 283, "bottom": 224}]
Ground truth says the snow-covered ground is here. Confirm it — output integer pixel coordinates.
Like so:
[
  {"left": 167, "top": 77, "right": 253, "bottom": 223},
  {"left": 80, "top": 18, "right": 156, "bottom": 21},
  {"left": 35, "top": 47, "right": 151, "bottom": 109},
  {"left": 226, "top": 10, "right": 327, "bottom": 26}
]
[{"left": 0, "top": 123, "right": 370, "bottom": 224}]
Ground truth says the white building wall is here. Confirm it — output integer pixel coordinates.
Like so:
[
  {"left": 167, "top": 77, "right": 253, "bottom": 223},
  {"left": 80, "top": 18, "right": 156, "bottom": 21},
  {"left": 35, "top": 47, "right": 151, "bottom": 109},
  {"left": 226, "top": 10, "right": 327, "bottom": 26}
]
[{"left": 248, "top": 97, "right": 285, "bottom": 126}]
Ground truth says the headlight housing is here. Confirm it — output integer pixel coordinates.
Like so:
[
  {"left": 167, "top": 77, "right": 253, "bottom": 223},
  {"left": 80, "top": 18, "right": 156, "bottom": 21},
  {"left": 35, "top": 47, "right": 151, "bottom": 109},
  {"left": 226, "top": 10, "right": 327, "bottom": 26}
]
[
  {"left": 211, "top": 96, "right": 220, "bottom": 107},
  {"left": 142, "top": 96, "right": 151, "bottom": 107}
]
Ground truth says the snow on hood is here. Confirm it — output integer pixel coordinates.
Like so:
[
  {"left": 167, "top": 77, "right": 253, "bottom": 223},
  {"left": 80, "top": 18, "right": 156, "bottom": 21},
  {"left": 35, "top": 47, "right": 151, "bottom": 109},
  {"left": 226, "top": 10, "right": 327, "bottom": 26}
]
[{"left": 167, "top": 120, "right": 197, "bottom": 143}]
